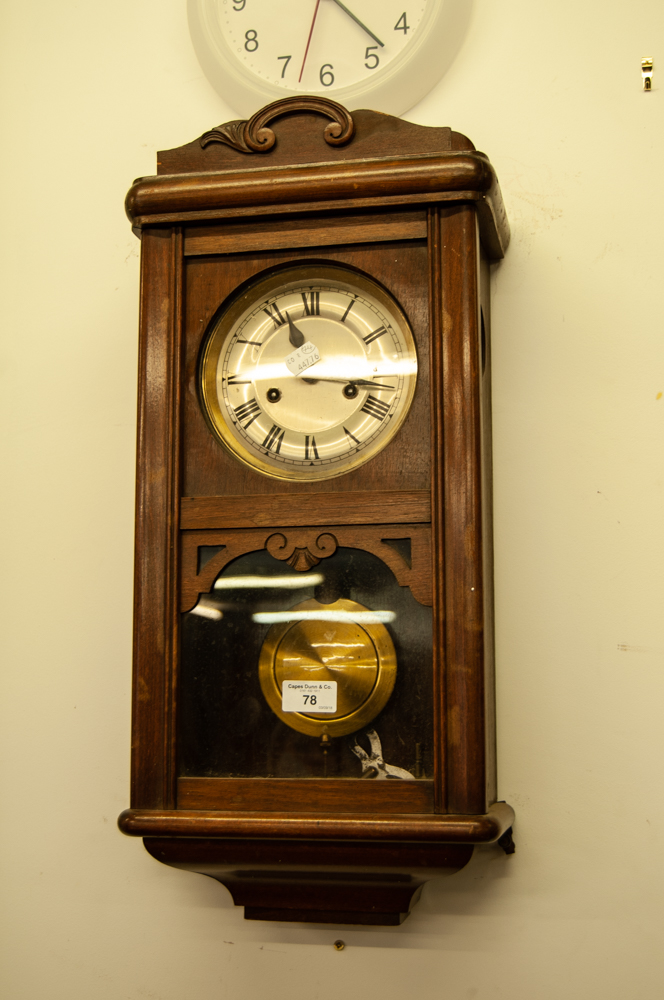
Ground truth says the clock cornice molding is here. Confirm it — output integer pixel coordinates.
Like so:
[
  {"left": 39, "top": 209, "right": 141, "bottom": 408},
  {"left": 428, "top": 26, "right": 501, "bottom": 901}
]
[{"left": 126, "top": 99, "right": 509, "bottom": 258}]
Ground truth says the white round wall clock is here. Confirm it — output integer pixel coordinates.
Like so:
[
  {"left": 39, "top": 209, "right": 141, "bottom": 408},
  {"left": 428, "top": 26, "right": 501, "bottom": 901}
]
[{"left": 188, "top": 0, "right": 471, "bottom": 118}]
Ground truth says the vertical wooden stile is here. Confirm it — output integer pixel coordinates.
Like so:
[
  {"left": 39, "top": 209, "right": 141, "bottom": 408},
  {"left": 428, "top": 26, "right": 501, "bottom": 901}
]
[
  {"left": 165, "top": 227, "right": 185, "bottom": 810},
  {"left": 428, "top": 205, "right": 446, "bottom": 814},
  {"left": 440, "top": 205, "right": 487, "bottom": 815},
  {"left": 131, "top": 228, "right": 179, "bottom": 809}
]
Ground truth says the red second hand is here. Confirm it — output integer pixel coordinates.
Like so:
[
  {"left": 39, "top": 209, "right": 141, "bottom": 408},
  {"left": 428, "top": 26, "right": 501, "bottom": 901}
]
[{"left": 298, "top": 0, "right": 322, "bottom": 83}]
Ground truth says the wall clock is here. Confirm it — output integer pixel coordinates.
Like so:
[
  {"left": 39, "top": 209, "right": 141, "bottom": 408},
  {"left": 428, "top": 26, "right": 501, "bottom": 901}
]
[
  {"left": 119, "top": 96, "right": 515, "bottom": 925},
  {"left": 188, "top": 0, "right": 472, "bottom": 116}
]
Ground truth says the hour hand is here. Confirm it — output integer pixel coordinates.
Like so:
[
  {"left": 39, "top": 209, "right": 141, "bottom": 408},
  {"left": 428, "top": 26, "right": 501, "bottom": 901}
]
[{"left": 286, "top": 311, "right": 305, "bottom": 348}]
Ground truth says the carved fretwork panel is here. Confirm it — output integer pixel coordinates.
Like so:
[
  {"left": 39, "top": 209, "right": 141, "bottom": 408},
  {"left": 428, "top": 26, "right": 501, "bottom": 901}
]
[{"left": 180, "top": 524, "right": 432, "bottom": 611}]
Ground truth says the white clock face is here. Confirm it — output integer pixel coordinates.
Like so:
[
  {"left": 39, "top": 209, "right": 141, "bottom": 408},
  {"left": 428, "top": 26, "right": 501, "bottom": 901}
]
[
  {"left": 199, "top": 265, "right": 417, "bottom": 481},
  {"left": 189, "top": 0, "right": 471, "bottom": 117},
  {"left": 218, "top": 0, "right": 426, "bottom": 93}
]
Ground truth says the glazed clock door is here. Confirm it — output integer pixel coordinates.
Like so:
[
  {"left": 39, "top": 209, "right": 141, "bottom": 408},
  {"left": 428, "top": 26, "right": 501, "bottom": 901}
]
[{"left": 179, "top": 237, "right": 435, "bottom": 793}]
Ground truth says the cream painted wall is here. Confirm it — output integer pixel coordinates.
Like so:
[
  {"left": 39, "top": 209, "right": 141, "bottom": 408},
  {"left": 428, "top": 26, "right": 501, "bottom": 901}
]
[{"left": 1, "top": 1, "right": 663, "bottom": 997}]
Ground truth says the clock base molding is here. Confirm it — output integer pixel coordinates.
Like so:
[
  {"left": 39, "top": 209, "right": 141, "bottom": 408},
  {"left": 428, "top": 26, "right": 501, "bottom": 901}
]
[
  {"left": 123, "top": 801, "right": 515, "bottom": 924},
  {"left": 141, "top": 837, "right": 476, "bottom": 926}
]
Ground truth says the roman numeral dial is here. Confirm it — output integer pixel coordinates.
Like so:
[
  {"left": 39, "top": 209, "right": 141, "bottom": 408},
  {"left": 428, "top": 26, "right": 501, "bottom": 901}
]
[
  {"left": 301, "top": 291, "right": 320, "bottom": 315},
  {"left": 233, "top": 398, "right": 261, "bottom": 427},
  {"left": 263, "top": 302, "right": 286, "bottom": 327},
  {"left": 200, "top": 264, "right": 417, "bottom": 482},
  {"left": 304, "top": 435, "right": 319, "bottom": 461},
  {"left": 263, "top": 424, "right": 285, "bottom": 453},
  {"left": 361, "top": 395, "right": 390, "bottom": 421}
]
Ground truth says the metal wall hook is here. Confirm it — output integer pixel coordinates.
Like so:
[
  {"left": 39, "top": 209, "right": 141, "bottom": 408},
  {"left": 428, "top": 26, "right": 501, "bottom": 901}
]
[{"left": 642, "top": 58, "right": 653, "bottom": 91}]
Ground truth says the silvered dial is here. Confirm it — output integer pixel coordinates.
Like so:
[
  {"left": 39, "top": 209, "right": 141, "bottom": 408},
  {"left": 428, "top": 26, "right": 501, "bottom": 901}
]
[{"left": 200, "top": 265, "right": 417, "bottom": 481}]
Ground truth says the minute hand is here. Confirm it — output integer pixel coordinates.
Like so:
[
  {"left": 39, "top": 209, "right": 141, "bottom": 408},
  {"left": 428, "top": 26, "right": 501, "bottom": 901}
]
[
  {"left": 310, "top": 377, "right": 395, "bottom": 390},
  {"left": 328, "top": 0, "right": 384, "bottom": 46}
]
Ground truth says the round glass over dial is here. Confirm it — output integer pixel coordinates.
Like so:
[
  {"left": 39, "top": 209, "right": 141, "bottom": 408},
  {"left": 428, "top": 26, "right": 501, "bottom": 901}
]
[{"left": 199, "top": 264, "right": 418, "bottom": 481}]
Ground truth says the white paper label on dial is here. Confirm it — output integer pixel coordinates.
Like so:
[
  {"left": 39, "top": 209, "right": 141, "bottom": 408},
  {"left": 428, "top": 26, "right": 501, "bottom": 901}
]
[
  {"left": 282, "top": 681, "right": 337, "bottom": 713},
  {"left": 285, "top": 341, "right": 320, "bottom": 376}
]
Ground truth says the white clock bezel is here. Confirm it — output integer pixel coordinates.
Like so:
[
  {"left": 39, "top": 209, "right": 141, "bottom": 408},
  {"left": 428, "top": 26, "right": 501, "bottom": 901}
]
[{"left": 188, "top": 0, "right": 471, "bottom": 118}]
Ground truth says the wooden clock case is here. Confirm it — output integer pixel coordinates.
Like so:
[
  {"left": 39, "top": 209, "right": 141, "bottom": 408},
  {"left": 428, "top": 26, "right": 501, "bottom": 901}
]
[{"left": 118, "top": 97, "right": 514, "bottom": 926}]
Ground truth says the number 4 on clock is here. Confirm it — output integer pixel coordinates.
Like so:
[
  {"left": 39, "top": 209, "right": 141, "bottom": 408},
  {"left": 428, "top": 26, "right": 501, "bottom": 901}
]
[{"left": 394, "top": 12, "right": 409, "bottom": 34}]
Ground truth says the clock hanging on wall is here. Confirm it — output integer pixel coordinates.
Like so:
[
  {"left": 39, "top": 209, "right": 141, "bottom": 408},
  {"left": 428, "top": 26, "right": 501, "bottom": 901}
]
[
  {"left": 188, "top": 0, "right": 472, "bottom": 115},
  {"left": 118, "top": 96, "right": 514, "bottom": 926}
]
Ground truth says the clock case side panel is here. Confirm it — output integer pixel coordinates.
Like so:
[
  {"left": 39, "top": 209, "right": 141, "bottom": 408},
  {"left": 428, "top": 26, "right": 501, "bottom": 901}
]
[
  {"left": 131, "top": 226, "right": 184, "bottom": 810},
  {"left": 430, "top": 204, "right": 497, "bottom": 816}
]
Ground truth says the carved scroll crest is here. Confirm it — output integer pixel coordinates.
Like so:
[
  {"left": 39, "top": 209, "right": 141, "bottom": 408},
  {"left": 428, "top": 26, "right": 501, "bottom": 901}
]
[
  {"left": 199, "top": 96, "right": 354, "bottom": 154},
  {"left": 266, "top": 531, "right": 338, "bottom": 571}
]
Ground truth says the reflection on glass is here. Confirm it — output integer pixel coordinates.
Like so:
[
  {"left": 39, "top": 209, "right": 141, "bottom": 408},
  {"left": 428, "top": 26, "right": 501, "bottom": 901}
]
[
  {"left": 179, "top": 547, "right": 433, "bottom": 780},
  {"left": 190, "top": 596, "right": 224, "bottom": 620},
  {"left": 252, "top": 609, "right": 396, "bottom": 624},
  {"left": 215, "top": 573, "right": 323, "bottom": 590},
  {"left": 244, "top": 354, "right": 418, "bottom": 385}
]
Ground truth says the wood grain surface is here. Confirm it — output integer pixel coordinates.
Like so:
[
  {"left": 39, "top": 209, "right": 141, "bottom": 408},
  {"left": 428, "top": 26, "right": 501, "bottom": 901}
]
[
  {"left": 141, "top": 834, "right": 475, "bottom": 925},
  {"left": 137, "top": 105, "right": 508, "bottom": 259},
  {"left": 131, "top": 228, "right": 182, "bottom": 811},
  {"left": 129, "top": 152, "right": 492, "bottom": 215},
  {"left": 119, "top": 800, "right": 515, "bottom": 842},
  {"left": 179, "top": 491, "right": 431, "bottom": 529},
  {"left": 128, "top": 154, "right": 507, "bottom": 259},
  {"left": 144, "top": 836, "right": 475, "bottom": 872},
  {"left": 438, "top": 205, "right": 489, "bottom": 815},
  {"left": 184, "top": 210, "right": 427, "bottom": 256},
  {"left": 157, "top": 109, "right": 462, "bottom": 173},
  {"left": 178, "top": 777, "right": 434, "bottom": 814}
]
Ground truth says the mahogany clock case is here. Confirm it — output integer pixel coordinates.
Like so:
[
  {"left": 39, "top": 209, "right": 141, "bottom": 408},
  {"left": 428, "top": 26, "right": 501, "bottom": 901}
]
[{"left": 119, "top": 97, "right": 514, "bottom": 925}]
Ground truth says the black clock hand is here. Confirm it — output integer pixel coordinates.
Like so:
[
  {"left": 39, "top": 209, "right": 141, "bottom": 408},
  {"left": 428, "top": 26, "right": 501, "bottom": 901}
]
[
  {"left": 286, "top": 311, "right": 305, "bottom": 348},
  {"left": 298, "top": 376, "right": 395, "bottom": 390},
  {"left": 348, "top": 379, "right": 394, "bottom": 390},
  {"left": 327, "top": 0, "right": 384, "bottom": 47},
  {"left": 284, "top": 317, "right": 393, "bottom": 388}
]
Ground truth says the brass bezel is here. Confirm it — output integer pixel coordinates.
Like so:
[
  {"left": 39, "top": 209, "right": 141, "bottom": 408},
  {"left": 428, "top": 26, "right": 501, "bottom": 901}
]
[
  {"left": 258, "top": 597, "right": 397, "bottom": 737},
  {"left": 199, "top": 263, "right": 418, "bottom": 482}
]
